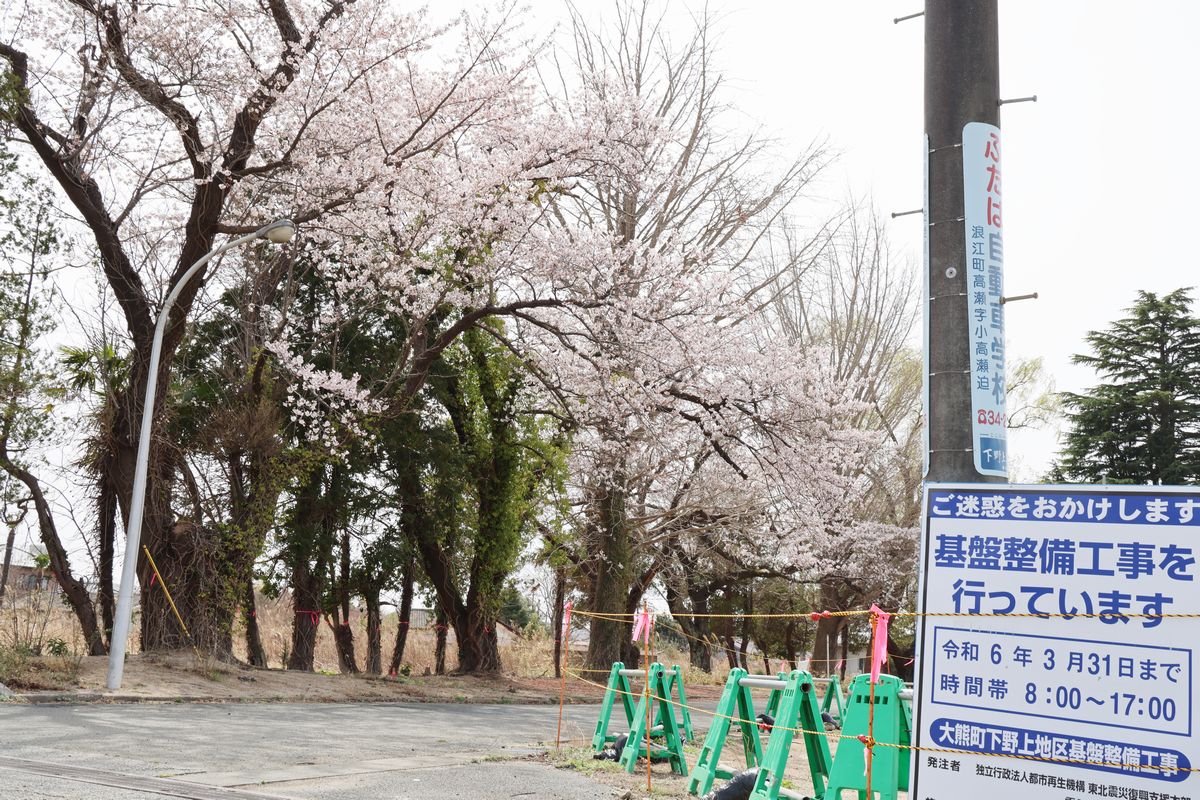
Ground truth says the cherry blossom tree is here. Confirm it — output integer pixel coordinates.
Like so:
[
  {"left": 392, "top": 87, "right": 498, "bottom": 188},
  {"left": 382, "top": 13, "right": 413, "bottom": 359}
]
[
  {"left": 1, "top": 0, "right": 559, "bottom": 654},
  {"left": 489, "top": 1, "right": 883, "bottom": 670}
]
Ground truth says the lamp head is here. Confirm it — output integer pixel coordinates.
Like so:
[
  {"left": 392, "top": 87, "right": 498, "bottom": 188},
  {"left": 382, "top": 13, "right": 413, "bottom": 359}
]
[{"left": 264, "top": 219, "right": 296, "bottom": 244}]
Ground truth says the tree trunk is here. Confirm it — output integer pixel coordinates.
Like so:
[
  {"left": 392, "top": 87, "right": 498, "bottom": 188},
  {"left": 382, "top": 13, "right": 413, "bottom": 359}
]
[
  {"left": 332, "top": 533, "right": 358, "bottom": 674},
  {"left": 243, "top": 577, "right": 268, "bottom": 668},
  {"left": 887, "top": 630, "right": 914, "bottom": 682},
  {"left": 687, "top": 595, "right": 715, "bottom": 672},
  {"left": 666, "top": 580, "right": 714, "bottom": 672},
  {"left": 811, "top": 580, "right": 842, "bottom": 676},
  {"left": 620, "top": 640, "right": 639, "bottom": 669},
  {"left": 0, "top": 457, "right": 105, "bottom": 655},
  {"left": 784, "top": 620, "right": 797, "bottom": 671},
  {"left": 811, "top": 618, "right": 837, "bottom": 675},
  {"left": 97, "top": 479, "right": 117, "bottom": 647},
  {"left": 406, "top": 515, "right": 501, "bottom": 674},
  {"left": 388, "top": 562, "right": 415, "bottom": 676},
  {"left": 139, "top": 518, "right": 242, "bottom": 657},
  {"left": 0, "top": 507, "right": 19, "bottom": 604},
  {"left": 551, "top": 567, "right": 565, "bottom": 679},
  {"left": 452, "top": 611, "right": 500, "bottom": 673},
  {"left": 434, "top": 607, "right": 448, "bottom": 675},
  {"left": 364, "top": 587, "right": 382, "bottom": 675},
  {"left": 722, "top": 616, "right": 738, "bottom": 670},
  {"left": 286, "top": 465, "right": 337, "bottom": 671},
  {"left": 287, "top": 564, "right": 323, "bottom": 671},
  {"left": 396, "top": 450, "right": 501, "bottom": 674},
  {"left": 119, "top": 371, "right": 232, "bottom": 656},
  {"left": 839, "top": 622, "right": 850, "bottom": 679},
  {"left": 689, "top": 632, "right": 713, "bottom": 671},
  {"left": 738, "top": 591, "right": 751, "bottom": 671},
  {"left": 332, "top": 614, "right": 359, "bottom": 674},
  {"left": 585, "top": 483, "right": 632, "bottom": 670}
]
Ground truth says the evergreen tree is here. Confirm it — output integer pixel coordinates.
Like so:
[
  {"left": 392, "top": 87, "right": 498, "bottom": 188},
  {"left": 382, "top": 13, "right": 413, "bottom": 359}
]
[{"left": 1053, "top": 289, "right": 1200, "bottom": 484}]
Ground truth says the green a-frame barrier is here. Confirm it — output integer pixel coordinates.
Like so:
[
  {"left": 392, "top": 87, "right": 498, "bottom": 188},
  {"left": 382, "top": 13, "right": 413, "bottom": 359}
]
[
  {"left": 821, "top": 674, "right": 912, "bottom": 800},
  {"left": 618, "top": 662, "right": 689, "bottom": 775},
  {"left": 820, "top": 674, "right": 846, "bottom": 723},
  {"left": 747, "top": 671, "right": 835, "bottom": 800},
  {"left": 689, "top": 669, "right": 832, "bottom": 798},
  {"left": 591, "top": 662, "right": 693, "bottom": 764}
]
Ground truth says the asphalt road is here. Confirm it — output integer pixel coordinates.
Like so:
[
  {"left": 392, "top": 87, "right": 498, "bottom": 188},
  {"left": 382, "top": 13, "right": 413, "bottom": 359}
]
[{"left": 0, "top": 701, "right": 618, "bottom": 799}]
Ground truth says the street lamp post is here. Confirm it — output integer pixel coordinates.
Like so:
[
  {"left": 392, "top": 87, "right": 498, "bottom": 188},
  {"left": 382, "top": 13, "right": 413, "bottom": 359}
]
[{"left": 106, "top": 219, "right": 296, "bottom": 691}]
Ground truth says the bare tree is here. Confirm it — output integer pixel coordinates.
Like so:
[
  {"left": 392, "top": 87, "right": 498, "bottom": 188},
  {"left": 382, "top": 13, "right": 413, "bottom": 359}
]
[{"left": 767, "top": 202, "right": 922, "bottom": 669}]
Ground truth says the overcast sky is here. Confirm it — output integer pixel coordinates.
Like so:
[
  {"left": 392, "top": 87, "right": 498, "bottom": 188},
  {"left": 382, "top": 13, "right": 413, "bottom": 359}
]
[{"left": 503, "top": 0, "right": 1200, "bottom": 480}]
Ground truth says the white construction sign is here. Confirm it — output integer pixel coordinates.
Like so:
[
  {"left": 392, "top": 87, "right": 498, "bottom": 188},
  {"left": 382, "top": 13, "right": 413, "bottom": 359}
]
[{"left": 913, "top": 484, "right": 1199, "bottom": 800}]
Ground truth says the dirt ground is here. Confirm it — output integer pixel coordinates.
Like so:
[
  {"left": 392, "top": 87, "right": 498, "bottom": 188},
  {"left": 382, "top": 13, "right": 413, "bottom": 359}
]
[
  {"left": 6, "top": 651, "right": 729, "bottom": 705},
  {"left": 536, "top": 738, "right": 882, "bottom": 800},
  {"left": 1, "top": 590, "right": 736, "bottom": 703}
]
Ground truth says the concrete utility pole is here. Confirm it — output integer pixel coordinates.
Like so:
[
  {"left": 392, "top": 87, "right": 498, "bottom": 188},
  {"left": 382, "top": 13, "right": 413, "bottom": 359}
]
[{"left": 924, "top": 0, "right": 1006, "bottom": 484}]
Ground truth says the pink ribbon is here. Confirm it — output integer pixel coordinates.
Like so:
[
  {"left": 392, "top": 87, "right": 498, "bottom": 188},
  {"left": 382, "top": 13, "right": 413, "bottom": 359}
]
[
  {"left": 869, "top": 604, "right": 892, "bottom": 684},
  {"left": 562, "top": 601, "right": 573, "bottom": 639},
  {"left": 631, "top": 608, "right": 653, "bottom": 644}
]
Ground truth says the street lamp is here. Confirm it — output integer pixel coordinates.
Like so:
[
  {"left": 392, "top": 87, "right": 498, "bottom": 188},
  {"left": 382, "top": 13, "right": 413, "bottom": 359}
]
[{"left": 106, "top": 219, "right": 296, "bottom": 690}]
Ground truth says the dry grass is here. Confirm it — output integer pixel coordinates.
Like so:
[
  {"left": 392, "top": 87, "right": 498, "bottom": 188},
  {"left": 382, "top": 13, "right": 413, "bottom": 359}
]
[
  {"left": 0, "top": 586, "right": 87, "bottom": 691},
  {"left": 0, "top": 590, "right": 774, "bottom": 695},
  {"left": 0, "top": 585, "right": 89, "bottom": 656},
  {"left": 235, "top": 596, "right": 716, "bottom": 681},
  {"left": 0, "top": 592, "right": 750, "bottom": 711},
  {"left": 234, "top": 594, "right": 466, "bottom": 674},
  {"left": 0, "top": 647, "right": 82, "bottom": 690}
]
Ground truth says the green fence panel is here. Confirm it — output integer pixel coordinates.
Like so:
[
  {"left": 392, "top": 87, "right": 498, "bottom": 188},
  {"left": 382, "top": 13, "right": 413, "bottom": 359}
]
[{"left": 823, "top": 674, "right": 910, "bottom": 800}]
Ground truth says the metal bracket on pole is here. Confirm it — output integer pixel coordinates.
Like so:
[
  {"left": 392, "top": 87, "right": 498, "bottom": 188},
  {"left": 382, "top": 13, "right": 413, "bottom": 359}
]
[
  {"left": 894, "top": 11, "right": 924, "bottom": 24},
  {"left": 1000, "top": 292, "right": 1038, "bottom": 305},
  {"left": 998, "top": 95, "right": 1038, "bottom": 106},
  {"left": 890, "top": 208, "right": 924, "bottom": 219}
]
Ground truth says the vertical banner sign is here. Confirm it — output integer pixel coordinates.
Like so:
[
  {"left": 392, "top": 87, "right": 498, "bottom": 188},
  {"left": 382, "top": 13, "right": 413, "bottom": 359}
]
[
  {"left": 962, "top": 122, "right": 1007, "bottom": 477},
  {"left": 912, "top": 484, "right": 1199, "bottom": 800}
]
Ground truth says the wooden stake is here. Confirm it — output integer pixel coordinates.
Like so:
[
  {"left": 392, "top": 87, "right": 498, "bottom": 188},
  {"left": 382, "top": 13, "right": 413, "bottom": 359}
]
[
  {"left": 556, "top": 601, "right": 572, "bottom": 749},
  {"left": 555, "top": 641, "right": 567, "bottom": 749},
  {"left": 866, "top": 611, "right": 877, "bottom": 799},
  {"left": 645, "top": 602, "right": 653, "bottom": 794}
]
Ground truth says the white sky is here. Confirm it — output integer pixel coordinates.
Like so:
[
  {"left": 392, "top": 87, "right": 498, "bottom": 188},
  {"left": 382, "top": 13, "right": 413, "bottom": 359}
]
[{"left": 511, "top": 0, "right": 1200, "bottom": 480}]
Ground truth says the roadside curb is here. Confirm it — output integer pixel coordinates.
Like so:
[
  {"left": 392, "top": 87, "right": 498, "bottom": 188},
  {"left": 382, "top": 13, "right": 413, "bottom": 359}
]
[{"left": 13, "top": 690, "right": 603, "bottom": 706}]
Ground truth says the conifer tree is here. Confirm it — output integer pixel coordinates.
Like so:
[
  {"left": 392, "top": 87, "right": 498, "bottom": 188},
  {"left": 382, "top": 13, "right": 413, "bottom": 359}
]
[{"left": 1053, "top": 289, "right": 1200, "bottom": 484}]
